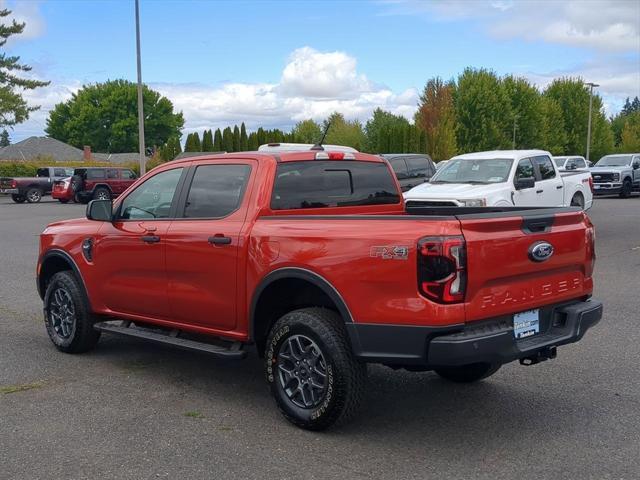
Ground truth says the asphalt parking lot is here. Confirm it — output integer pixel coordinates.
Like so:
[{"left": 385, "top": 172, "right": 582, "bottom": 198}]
[{"left": 0, "top": 195, "right": 638, "bottom": 480}]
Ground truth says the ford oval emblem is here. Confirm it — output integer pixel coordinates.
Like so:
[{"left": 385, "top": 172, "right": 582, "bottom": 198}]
[{"left": 529, "top": 241, "right": 554, "bottom": 262}]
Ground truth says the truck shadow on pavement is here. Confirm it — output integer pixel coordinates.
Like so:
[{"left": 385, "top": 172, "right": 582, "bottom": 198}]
[{"left": 88, "top": 334, "right": 585, "bottom": 445}]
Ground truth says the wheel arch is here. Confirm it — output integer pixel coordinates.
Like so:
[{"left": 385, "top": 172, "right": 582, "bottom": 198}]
[
  {"left": 249, "top": 268, "right": 353, "bottom": 355},
  {"left": 38, "top": 250, "right": 90, "bottom": 306},
  {"left": 92, "top": 183, "right": 113, "bottom": 193}
]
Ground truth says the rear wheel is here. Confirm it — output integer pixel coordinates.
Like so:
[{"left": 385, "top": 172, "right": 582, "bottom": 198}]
[
  {"left": 434, "top": 362, "right": 501, "bottom": 383},
  {"left": 265, "top": 307, "right": 367, "bottom": 430},
  {"left": 11, "top": 194, "right": 26, "bottom": 203},
  {"left": 26, "top": 188, "right": 43, "bottom": 203},
  {"left": 570, "top": 192, "right": 585, "bottom": 209},
  {"left": 93, "top": 187, "right": 111, "bottom": 201},
  {"left": 620, "top": 179, "right": 632, "bottom": 198},
  {"left": 58, "top": 199, "right": 69, "bottom": 204},
  {"left": 44, "top": 271, "right": 100, "bottom": 353}
]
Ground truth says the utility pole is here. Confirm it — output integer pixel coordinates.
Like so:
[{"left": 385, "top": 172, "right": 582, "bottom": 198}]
[
  {"left": 512, "top": 114, "right": 518, "bottom": 149},
  {"left": 135, "top": 0, "right": 146, "bottom": 176},
  {"left": 585, "top": 82, "right": 599, "bottom": 162}
]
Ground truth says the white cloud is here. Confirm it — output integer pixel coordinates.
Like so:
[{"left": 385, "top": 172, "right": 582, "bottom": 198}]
[
  {"left": 0, "top": 0, "right": 45, "bottom": 43},
  {"left": 381, "top": 0, "right": 640, "bottom": 52}
]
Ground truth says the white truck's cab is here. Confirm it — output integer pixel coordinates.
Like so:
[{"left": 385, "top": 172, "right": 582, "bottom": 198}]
[{"left": 404, "top": 150, "right": 593, "bottom": 209}]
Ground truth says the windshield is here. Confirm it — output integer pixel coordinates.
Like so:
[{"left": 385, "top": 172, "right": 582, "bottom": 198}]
[
  {"left": 430, "top": 158, "right": 513, "bottom": 184},
  {"left": 595, "top": 155, "right": 632, "bottom": 167},
  {"left": 553, "top": 157, "right": 567, "bottom": 167}
]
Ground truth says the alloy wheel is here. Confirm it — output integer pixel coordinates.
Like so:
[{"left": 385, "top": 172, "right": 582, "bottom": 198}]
[{"left": 49, "top": 287, "right": 76, "bottom": 339}]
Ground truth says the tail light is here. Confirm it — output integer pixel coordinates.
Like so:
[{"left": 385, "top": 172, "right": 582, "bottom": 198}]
[
  {"left": 11, "top": 180, "right": 17, "bottom": 188},
  {"left": 584, "top": 215, "right": 596, "bottom": 277},
  {"left": 588, "top": 176, "right": 594, "bottom": 193},
  {"left": 418, "top": 236, "right": 466, "bottom": 303}
]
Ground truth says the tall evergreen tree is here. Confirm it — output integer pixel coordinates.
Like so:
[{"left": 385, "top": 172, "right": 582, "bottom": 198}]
[
  {"left": 0, "top": 128, "right": 9, "bottom": 147},
  {"left": 240, "top": 122, "right": 248, "bottom": 150},
  {"left": 247, "top": 132, "right": 259, "bottom": 151},
  {"left": 232, "top": 125, "right": 240, "bottom": 152},
  {"left": 201, "top": 129, "right": 214, "bottom": 151},
  {"left": 222, "top": 127, "right": 234, "bottom": 152},
  {"left": 213, "top": 128, "right": 223, "bottom": 151},
  {"left": 0, "top": 9, "right": 50, "bottom": 128}
]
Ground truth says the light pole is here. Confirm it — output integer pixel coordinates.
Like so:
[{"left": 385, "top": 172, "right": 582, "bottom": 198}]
[
  {"left": 512, "top": 114, "right": 519, "bottom": 149},
  {"left": 585, "top": 82, "right": 599, "bottom": 163},
  {"left": 135, "top": 0, "right": 146, "bottom": 176}
]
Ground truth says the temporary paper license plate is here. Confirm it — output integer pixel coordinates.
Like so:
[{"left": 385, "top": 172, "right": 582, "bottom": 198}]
[{"left": 513, "top": 309, "right": 540, "bottom": 339}]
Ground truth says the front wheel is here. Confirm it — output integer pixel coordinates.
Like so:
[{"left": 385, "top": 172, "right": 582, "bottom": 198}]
[
  {"left": 26, "top": 188, "right": 43, "bottom": 203},
  {"left": 44, "top": 271, "right": 100, "bottom": 353},
  {"left": 434, "top": 362, "right": 501, "bottom": 383},
  {"left": 265, "top": 308, "right": 367, "bottom": 430},
  {"left": 620, "top": 179, "right": 632, "bottom": 198},
  {"left": 11, "top": 194, "right": 26, "bottom": 203}
]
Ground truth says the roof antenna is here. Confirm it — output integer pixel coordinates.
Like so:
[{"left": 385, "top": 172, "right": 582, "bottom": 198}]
[{"left": 310, "top": 121, "right": 331, "bottom": 151}]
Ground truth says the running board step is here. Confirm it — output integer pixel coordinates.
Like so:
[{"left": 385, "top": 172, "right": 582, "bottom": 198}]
[{"left": 94, "top": 321, "right": 246, "bottom": 359}]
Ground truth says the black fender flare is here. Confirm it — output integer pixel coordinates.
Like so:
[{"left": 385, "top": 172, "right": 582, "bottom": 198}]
[
  {"left": 38, "top": 249, "right": 90, "bottom": 310},
  {"left": 249, "top": 267, "right": 353, "bottom": 341}
]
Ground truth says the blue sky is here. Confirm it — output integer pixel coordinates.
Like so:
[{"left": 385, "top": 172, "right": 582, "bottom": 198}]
[{"left": 4, "top": 0, "right": 640, "bottom": 142}]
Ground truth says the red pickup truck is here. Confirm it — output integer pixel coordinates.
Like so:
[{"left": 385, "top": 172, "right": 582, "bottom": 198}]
[{"left": 37, "top": 149, "right": 602, "bottom": 430}]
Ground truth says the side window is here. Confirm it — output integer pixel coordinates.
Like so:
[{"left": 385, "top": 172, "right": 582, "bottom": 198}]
[
  {"left": 87, "top": 169, "right": 106, "bottom": 180},
  {"left": 575, "top": 158, "right": 586, "bottom": 169},
  {"left": 37, "top": 168, "right": 49, "bottom": 178},
  {"left": 406, "top": 157, "right": 428, "bottom": 178},
  {"left": 117, "top": 168, "right": 183, "bottom": 220},
  {"left": 183, "top": 164, "right": 251, "bottom": 218},
  {"left": 122, "top": 169, "right": 137, "bottom": 179},
  {"left": 515, "top": 158, "right": 535, "bottom": 180},
  {"left": 53, "top": 168, "right": 67, "bottom": 177},
  {"left": 389, "top": 158, "right": 408, "bottom": 180},
  {"left": 534, "top": 156, "right": 556, "bottom": 180},
  {"left": 106, "top": 169, "right": 119, "bottom": 179}
]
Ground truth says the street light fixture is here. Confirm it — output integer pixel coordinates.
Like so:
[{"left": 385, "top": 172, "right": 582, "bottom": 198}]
[{"left": 585, "top": 82, "right": 599, "bottom": 163}]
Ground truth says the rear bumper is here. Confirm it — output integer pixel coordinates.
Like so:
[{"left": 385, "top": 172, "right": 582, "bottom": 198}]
[
  {"left": 0, "top": 188, "right": 19, "bottom": 194},
  {"left": 347, "top": 299, "right": 602, "bottom": 367}
]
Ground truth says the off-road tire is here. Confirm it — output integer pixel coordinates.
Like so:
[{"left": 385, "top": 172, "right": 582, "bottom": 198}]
[
  {"left": 58, "top": 199, "right": 69, "bottom": 204},
  {"left": 25, "top": 187, "right": 43, "bottom": 203},
  {"left": 434, "top": 362, "right": 501, "bottom": 383},
  {"left": 44, "top": 271, "right": 100, "bottom": 354},
  {"left": 265, "top": 307, "right": 367, "bottom": 430},
  {"left": 620, "top": 179, "right": 632, "bottom": 198},
  {"left": 11, "top": 194, "right": 26, "bottom": 203},
  {"left": 93, "top": 187, "right": 111, "bottom": 201}
]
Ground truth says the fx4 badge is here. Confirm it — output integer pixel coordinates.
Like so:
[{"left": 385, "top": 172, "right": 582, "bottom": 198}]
[{"left": 370, "top": 245, "right": 409, "bottom": 260}]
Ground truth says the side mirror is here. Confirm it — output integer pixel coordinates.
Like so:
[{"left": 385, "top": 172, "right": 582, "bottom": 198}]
[
  {"left": 86, "top": 199, "right": 112, "bottom": 222},
  {"left": 633, "top": 161, "right": 640, "bottom": 170},
  {"left": 515, "top": 177, "right": 535, "bottom": 190}
]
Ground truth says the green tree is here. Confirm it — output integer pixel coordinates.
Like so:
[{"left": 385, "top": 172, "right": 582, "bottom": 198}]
[
  {"left": 323, "top": 112, "right": 365, "bottom": 151},
  {"left": 543, "top": 78, "right": 613, "bottom": 160},
  {"left": 201, "top": 129, "right": 214, "bottom": 151},
  {"left": 45, "top": 79, "right": 184, "bottom": 153},
  {"left": 222, "top": 127, "right": 233, "bottom": 152},
  {"left": 184, "top": 132, "right": 201, "bottom": 152},
  {"left": 240, "top": 122, "right": 248, "bottom": 150},
  {"left": 540, "top": 97, "right": 567, "bottom": 154},
  {"left": 364, "top": 108, "right": 411, "bottom": 153},
  {"left": 416, "top": 78, "right": 457, "bottom": 160},
  {"left": 232, "top": 125, "right": 240, "bottom": 152},
  {"left": 247, "top": 131, "right": 259, "bottom": 150},
  {"left": 611, "top": 96, "right": 640, "bottom": 146},
  {"left": 618, "top": 112, "right": 640, "bottom": 152},
  {"left": 159, "top": 135, "right": 182, "bottom": 161},
  {"left": 292, "top": 119, "right": 322, "bottom": 144},
  {"left": 213, "top": 128, "right": 222, "bottom": 151},
  {"left": 454, "top": 68, "right": 512, "bottom": 152},
  {"left": 0, "top": 128, "right": 9, "bottom": 146},
  {"left": 0, "top": 9, "right": 50, "bottom": 128},
  {"left": 502, "top": 76, "right": 545, "bottom": 149}
]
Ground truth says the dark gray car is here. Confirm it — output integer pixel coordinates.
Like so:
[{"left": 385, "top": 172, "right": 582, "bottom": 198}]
[{"left": 382, "top": 154, "right": 436, "bottom": 192}]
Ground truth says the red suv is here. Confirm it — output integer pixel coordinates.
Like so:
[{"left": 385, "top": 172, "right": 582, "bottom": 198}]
[{"left": 52, "top": 167, "right": 138, "bottom": 203}]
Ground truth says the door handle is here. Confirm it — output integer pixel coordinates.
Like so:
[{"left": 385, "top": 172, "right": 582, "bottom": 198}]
[
  {"left": 141, "top": 235, "right": 160, "bottom": 243},
  {"left": 536, "top": 189, "right": 544, "bottom": 194},
  {"left": 556, "top": 185, "right": 563, "bottom": 189},
  {"left": 208, "top": 235, "right": 232, "bottom": 245}
]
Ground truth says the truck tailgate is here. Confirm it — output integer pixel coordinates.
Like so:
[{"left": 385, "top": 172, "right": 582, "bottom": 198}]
[{"left": 459, "top": 209, "right": 594, "bottom": 322}]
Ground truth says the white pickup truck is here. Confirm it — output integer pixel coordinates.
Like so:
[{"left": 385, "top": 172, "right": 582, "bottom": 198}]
[{"left": 404, "top": 150, "right": 593, "bottom": 210}]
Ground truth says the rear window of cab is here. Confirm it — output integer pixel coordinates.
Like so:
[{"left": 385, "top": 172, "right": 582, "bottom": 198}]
[{"left": 271, "top": 160, "right": 400, "bottom": 210}]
